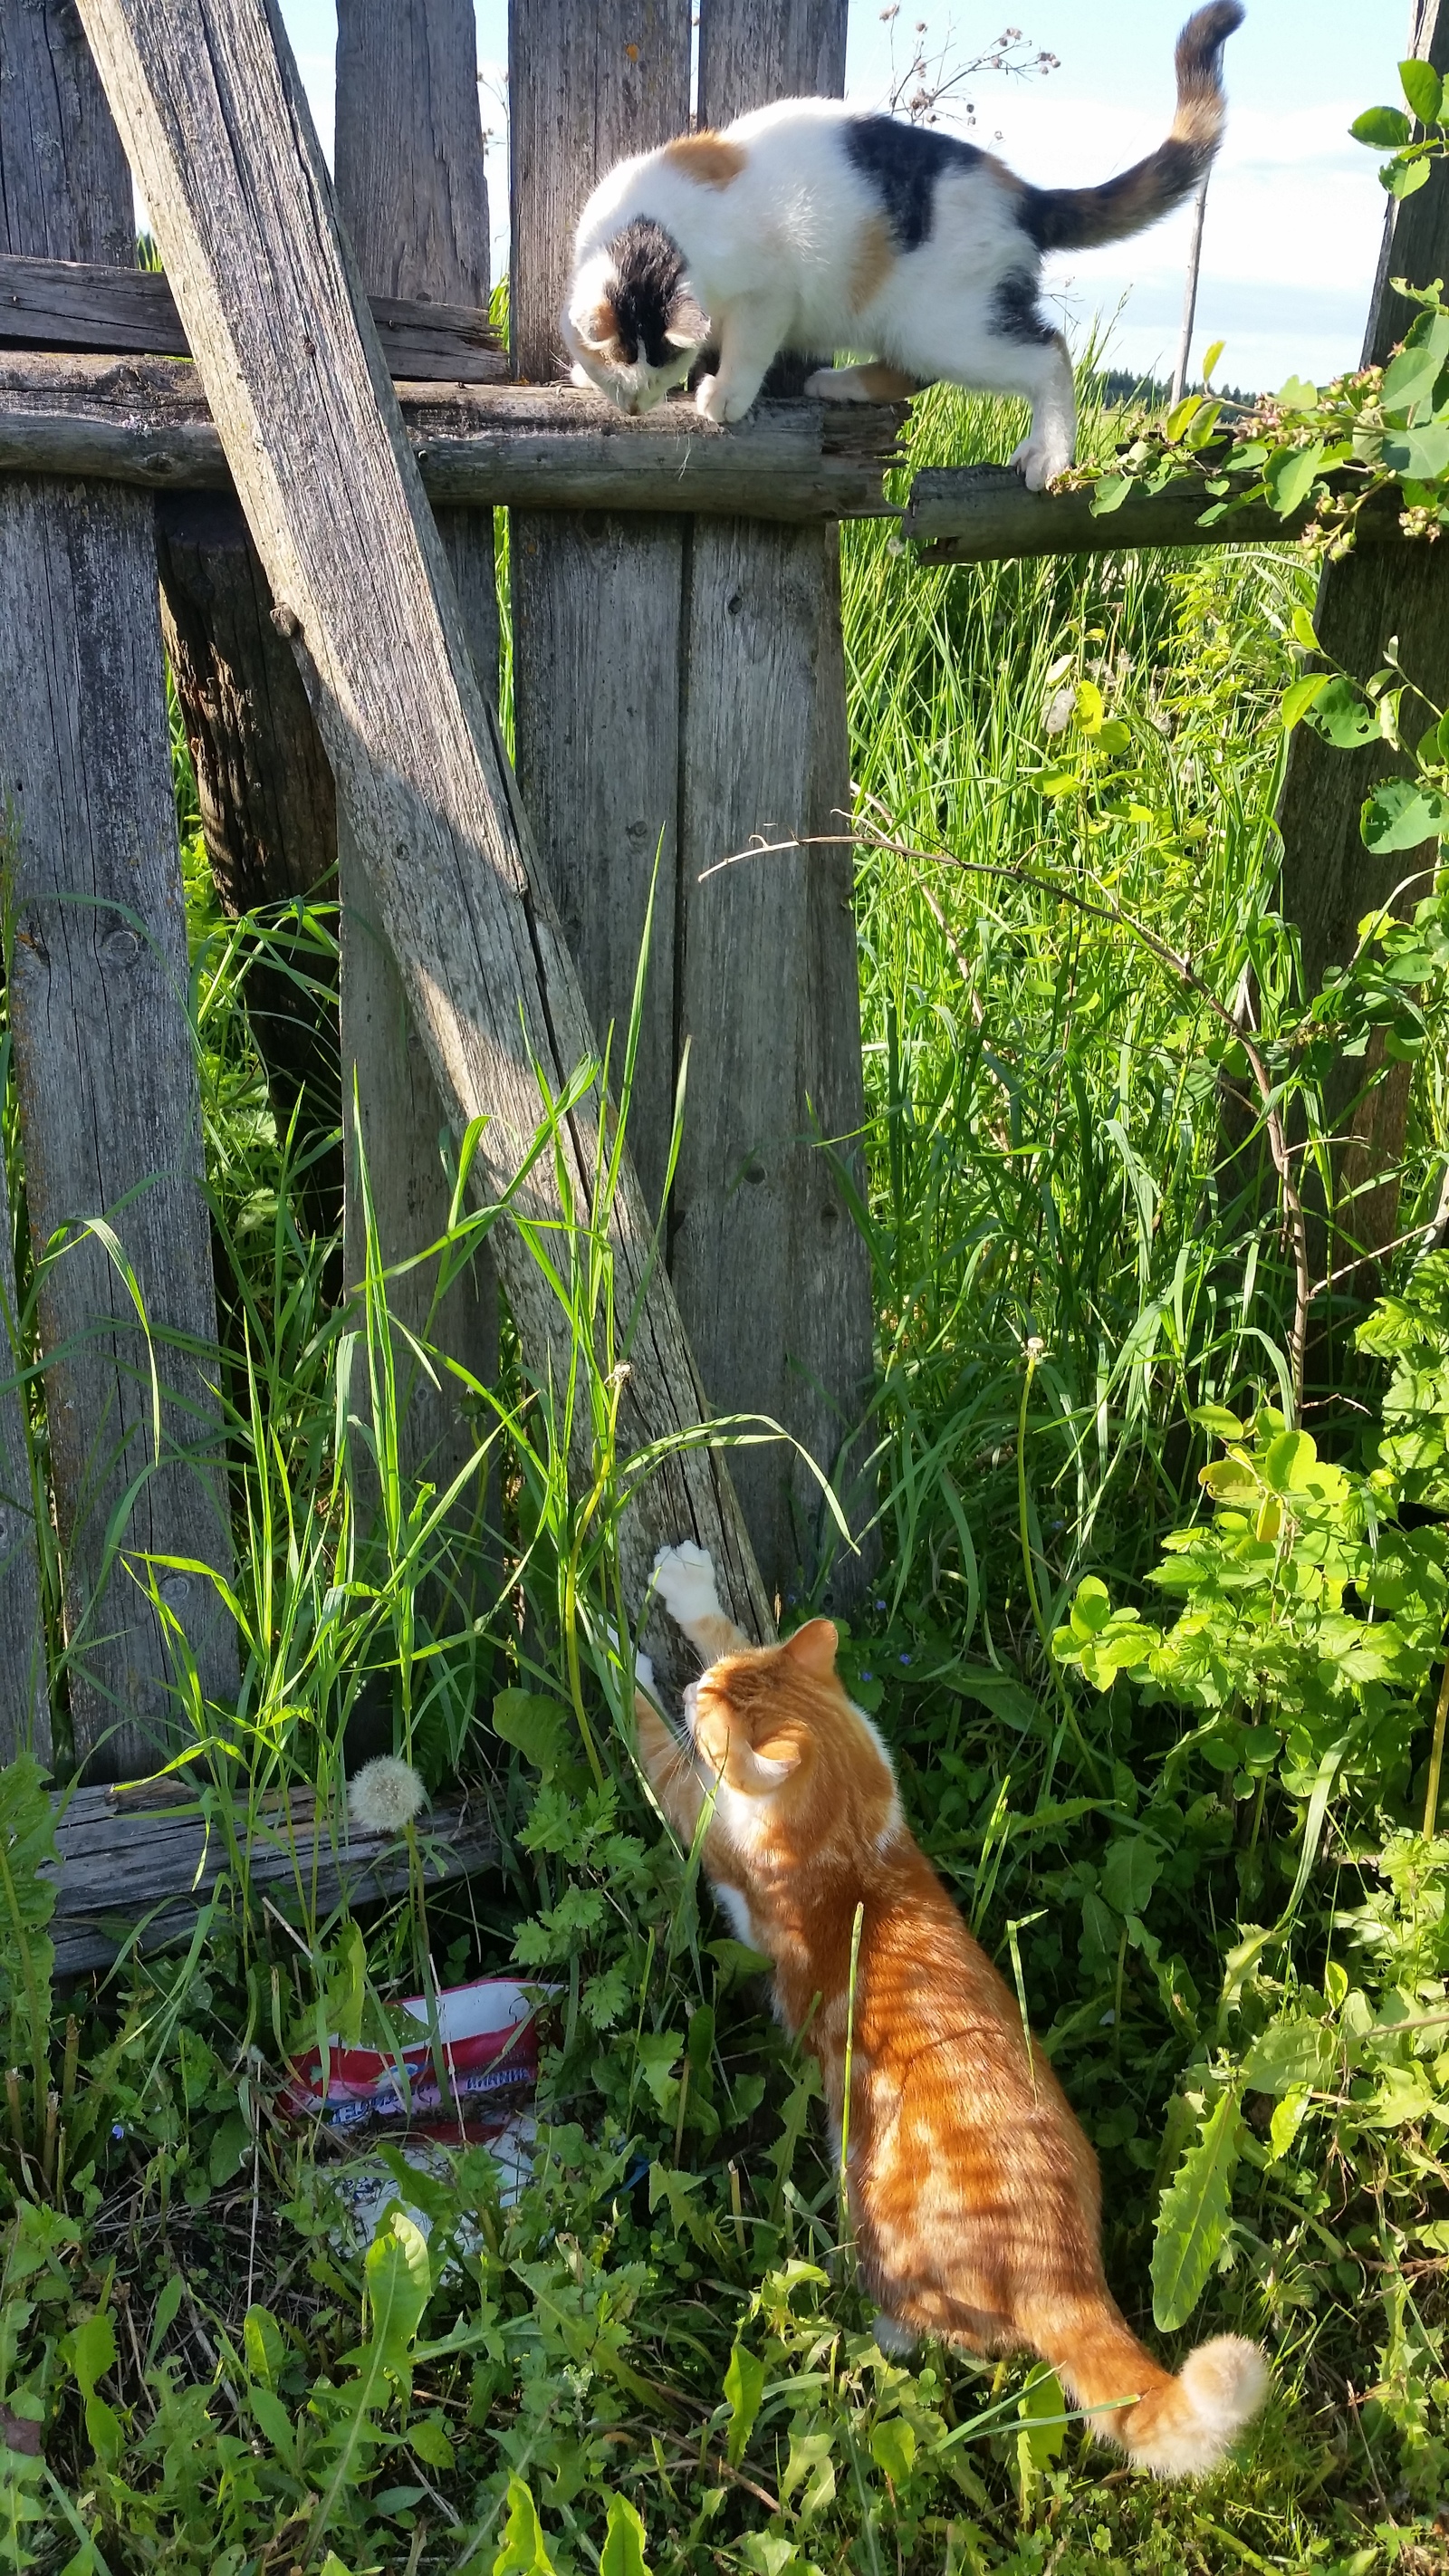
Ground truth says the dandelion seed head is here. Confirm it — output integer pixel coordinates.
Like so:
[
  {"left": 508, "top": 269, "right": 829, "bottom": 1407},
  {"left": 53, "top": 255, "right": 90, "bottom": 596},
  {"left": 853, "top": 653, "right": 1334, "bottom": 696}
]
[{"left": 348, "top": 1754, "right": 426, "bottom": 1836}]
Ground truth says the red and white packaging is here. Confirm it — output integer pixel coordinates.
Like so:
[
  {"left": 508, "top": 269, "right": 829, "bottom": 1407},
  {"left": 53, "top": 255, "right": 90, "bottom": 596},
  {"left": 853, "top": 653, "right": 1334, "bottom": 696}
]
[{"left": 282, "top": 1975, "right": 544, "bottom": 2139}]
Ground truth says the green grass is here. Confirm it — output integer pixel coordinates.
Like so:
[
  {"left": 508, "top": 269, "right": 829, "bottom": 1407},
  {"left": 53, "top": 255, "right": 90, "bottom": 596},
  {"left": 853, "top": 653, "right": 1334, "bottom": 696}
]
[{"left": 2, "top": 373, "right": 1448, "bottom": 2574}]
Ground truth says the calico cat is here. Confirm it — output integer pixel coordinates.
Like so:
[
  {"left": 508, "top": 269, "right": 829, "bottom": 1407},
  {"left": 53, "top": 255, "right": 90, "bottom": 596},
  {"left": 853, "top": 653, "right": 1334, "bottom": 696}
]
[
  {"left": 634, "top": 1542, "right": 1268, "bottom": 2477},
  {"left": 561, "top": 4, "right": 1243, "bottom": 490}
]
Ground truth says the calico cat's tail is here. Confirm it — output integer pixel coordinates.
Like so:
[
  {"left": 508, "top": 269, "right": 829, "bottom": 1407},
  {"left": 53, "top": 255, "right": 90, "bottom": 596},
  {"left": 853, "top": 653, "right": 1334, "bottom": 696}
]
[
  {"left": 1033, "top": 2298, "right": 1269, "bottom": 2477},
  {"left": 1019, "top": 3, "right": 1243, "bottom": 254}
]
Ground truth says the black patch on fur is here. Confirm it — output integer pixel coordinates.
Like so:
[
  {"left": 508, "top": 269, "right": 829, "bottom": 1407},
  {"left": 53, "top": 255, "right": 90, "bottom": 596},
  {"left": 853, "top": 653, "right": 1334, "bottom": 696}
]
[
  {"left": 845, "top": 116, "right": 984, "bottom": 254},
  {"left": 607, "top": 217, "right": 688, "bottom": 366},
  {"left": 991, "top": 271, "right": 1055, "bottom": 346}
]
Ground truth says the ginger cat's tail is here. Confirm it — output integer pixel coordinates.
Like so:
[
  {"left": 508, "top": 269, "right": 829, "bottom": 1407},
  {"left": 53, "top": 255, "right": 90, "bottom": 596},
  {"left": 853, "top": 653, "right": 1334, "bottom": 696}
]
[{"left": 1034, "top": 2301, "right": 1269, "bottom": 2478}]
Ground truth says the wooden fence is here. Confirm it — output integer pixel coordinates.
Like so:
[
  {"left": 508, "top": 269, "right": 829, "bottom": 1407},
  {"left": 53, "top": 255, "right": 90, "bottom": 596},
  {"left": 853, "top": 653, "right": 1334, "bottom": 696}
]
[{"left": 0, "top": 0, "right": 1438, "bottom": 1807}]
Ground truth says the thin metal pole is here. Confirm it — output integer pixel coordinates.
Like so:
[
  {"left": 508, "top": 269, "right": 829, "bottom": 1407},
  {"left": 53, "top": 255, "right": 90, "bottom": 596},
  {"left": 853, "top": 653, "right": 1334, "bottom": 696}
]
[{"left": 1170, "top": 171, "right": 1210, "bottom": 406}]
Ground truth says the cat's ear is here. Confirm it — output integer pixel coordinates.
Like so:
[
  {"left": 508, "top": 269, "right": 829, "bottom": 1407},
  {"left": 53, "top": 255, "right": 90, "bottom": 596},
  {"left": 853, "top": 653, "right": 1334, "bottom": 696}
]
[
  {"left": 664, "top": 291, "right": 710, "bottom": 351},
  {"left": 782, "top": 1619, "right": 839, "bottom": 1680}
]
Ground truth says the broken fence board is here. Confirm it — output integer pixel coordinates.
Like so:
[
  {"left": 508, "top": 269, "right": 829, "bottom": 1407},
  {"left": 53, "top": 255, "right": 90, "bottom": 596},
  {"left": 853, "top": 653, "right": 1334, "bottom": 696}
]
[
  {"left": 0, "top": 250, "right": 506, "bottom": 378},
  {"left": 0, "top": 354, "right": 904, "bottom": 517},
  {"left": 48, "top": 1783, "right": 497, "bottom": 1978},
  {"left": 72, "top": 0, "right": 772, "bottom": 1670}
]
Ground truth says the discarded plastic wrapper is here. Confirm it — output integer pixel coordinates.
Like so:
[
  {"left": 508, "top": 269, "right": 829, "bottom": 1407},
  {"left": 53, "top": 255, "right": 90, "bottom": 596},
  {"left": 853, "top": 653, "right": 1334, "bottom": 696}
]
[
  {"left": 332, "top": 2118, "right": 537, "bottom": 2254},
  {"left": 281, "top": 1975, "right": 545, "bottom": 2138}
]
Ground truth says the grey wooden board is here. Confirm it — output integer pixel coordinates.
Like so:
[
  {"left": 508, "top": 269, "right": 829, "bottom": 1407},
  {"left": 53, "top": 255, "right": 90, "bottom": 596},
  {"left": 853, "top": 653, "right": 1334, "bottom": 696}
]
[
  {"left": 0, "top": 0, "right": 132, "bottom": 267},
  {"left": 673, "top": 516, "right": 873, "bottom": 1599},
  {"left": 71, "top": 0, "right": 774, "bottom": 1679},
  {"left": 1274, "top": 0, "right": 1449, "bottom": 1261},
  {"left": 677, "top": 0, "right": 872, "bottom": 1607},
  {"left": 0, "top": 353, "right": 903, "bottom": 512},
  {"left": 0, "top": 252, "right": 506, "bottom": 376},
  {"left": 508, "top": 0, "right": 690, "bottom": 388},
  {"left": 507, "top": 5, "right": 687, "bottom": 1273},
  {"left": 513, "top": 508, "right": 685, "bottom": 1218},
  {"left": 2, "top": 0, "right": 235, "bottom": 1777},
  {"left": 697, "top": 0, "right": 847, "bottom": 123},
  {"left": 336, "top": 0, "right": 499, "bottom": 1531},
  {"left": 0, "top": 1139, "right": 51, "bottom": 1763},
  {"left": 0, "top": 476, "right": 239, "bottom": 1773},
  {"left": 48, "top": 1783, "right": 497, "bottom": 1976},
  {"left": 905, "top": 462, "right": 1337, "bottom": 560},
  {"left": 335, "top": 0, "right": 491, "bottom": 307}
]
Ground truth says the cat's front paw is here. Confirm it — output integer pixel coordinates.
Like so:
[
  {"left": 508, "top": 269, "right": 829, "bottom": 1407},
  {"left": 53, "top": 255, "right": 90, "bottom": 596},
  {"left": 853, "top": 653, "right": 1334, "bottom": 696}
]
[
  {"left": 1008, "top": 431, "right": 1071, "bottom": 493},
  {"left": 694, "top": 373, "right": 729, "bottom": 424},
  {"left": 653, "top": 1542, "right": 722, "bottom": 1627}
]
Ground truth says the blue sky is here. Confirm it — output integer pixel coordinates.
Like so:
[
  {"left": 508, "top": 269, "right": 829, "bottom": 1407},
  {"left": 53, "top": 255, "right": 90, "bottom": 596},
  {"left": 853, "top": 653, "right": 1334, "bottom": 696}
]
[{"left": 279, "top": 1, "right": 1397, "bottom": 392}]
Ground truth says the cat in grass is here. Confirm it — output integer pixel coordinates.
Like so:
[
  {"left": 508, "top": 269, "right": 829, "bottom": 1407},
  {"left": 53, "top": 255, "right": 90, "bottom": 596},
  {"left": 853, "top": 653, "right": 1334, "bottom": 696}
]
[
  {"left": 561, "top": 3, "right": 1242, "bottom": 490},
  {"left": 634, "top": 1542, "right": 1269, "bottom": 2477}
]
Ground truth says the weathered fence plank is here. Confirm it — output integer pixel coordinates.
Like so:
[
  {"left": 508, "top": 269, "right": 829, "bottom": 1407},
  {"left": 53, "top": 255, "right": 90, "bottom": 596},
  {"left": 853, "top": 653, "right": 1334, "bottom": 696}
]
[
  {"left": 71, "top": 0, "right": 773, "bottom": 1668},
  {"left": 1276, "top": 0, "right": 1449, "bottom": 1264},
  {"left": 0, "top": 0, "right": 235, "bottom": 1779},
  {"left": 0, "top": 1141, "right": 50, "bottom": 1763},
  {"left": 511, "top": 0, "right": 691, "bottom": 1219},
  {"left": 0, "top": 252, "right": 506, "bottom": 375},
  {"left": 0, "top": 354, "right": 903, "bottom": 514},
  {"left": 336, "top": 0, "right": 498, "bottom": 1515},
  {"left": 675, "top": 0, "right": 874, "bottom": 1603}
]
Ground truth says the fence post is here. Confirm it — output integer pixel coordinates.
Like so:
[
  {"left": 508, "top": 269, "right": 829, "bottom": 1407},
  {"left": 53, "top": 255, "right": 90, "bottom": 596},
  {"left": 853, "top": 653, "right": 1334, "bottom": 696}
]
[
  {"left": 679, "top": 0, "right": 872, "bottom": 1610},
  {"left": 0, "top": 0, "right": 236, "bottom": 1777},
  {"left": 1276, "top": 0, "right": 1449, "bottom": 1269},
  {"left": 334, "top": 0, "right": 499, "bottom": 1524},
  {"left": 510, "top": 2, "right": 692, "bottom": 1224},
  {"left": 510, "top": 0, "right": 876, "bottom": 1610}
]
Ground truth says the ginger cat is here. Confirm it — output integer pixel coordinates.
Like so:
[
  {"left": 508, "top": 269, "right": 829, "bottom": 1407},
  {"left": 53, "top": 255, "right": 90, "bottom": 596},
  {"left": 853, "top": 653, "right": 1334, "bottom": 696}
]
[
  {"left": 562, "top": 5, "right": 1243, "bottom": 489},
  {"left": 635, "top": 1543, "right": 1268, "bottom": 2478}
]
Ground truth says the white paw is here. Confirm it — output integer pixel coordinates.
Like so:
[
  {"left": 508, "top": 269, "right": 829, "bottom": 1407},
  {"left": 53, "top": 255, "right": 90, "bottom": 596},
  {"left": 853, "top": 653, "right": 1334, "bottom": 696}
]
[
  {"left": 695, "top": 373, "right": 729, "bottom": 424},
  {"left": 1008, "top": 433, "right": 1071, "bottom": 493},
  {"left": 652, "top": 1542, "right": 722, "bottom": 1625},
  {"left": 874, "top": 2312, "right": 918, "bottom": 2359},
  {"left": 804, "top": 367, "right": 864, "bottom": 404}
]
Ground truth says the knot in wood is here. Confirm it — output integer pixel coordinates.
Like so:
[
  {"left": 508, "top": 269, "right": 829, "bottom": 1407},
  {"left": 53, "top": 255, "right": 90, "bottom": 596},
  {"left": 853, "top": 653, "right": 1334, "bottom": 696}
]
[{"left": 270, "top": 601, "right": 302, "bottom": 639}]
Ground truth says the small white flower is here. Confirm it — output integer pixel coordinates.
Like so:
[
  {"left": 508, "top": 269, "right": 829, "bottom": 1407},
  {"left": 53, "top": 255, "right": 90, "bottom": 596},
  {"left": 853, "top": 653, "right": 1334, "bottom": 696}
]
[{"left": 348, "top": 1754, "right": 427, "bottom": 1836}]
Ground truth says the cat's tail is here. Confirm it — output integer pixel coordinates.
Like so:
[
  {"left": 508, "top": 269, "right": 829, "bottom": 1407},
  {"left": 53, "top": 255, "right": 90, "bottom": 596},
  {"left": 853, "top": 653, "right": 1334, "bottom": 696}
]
[
  {"left": 1032, "top": 2297, "right": 1269, "bottom": 2478},
  {"left": 1018, "top": 3, "right": 1243, "bottom": 254}
]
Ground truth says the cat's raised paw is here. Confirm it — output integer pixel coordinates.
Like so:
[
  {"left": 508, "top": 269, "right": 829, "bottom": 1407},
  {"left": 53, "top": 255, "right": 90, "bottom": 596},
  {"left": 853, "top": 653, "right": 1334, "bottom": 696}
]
[{"left": 652, "top": 1542, "right": 722, "bottom": 1624}]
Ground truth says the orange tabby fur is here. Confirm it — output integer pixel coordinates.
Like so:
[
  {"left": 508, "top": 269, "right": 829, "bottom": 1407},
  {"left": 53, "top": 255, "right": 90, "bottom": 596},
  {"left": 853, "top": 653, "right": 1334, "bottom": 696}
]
[{"left": 636, "top": 1543, "right": 1268, "bottom": 2479}]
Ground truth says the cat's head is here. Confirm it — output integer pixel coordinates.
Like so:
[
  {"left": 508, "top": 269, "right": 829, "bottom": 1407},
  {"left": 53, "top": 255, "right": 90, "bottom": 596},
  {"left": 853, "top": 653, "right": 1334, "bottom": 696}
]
[
  {"left": 562, "top": 218, "right": 710, "bottom": 415},
  {"left": 686, "top": 1621, "right": 898, "bottom": 1847}
]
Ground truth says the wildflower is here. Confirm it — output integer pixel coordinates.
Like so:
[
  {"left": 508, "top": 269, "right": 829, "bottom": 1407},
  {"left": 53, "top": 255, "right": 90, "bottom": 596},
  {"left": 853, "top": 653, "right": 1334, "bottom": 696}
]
[{"left": 348, "top": 1754, "right": 427, "bottom": 1836}]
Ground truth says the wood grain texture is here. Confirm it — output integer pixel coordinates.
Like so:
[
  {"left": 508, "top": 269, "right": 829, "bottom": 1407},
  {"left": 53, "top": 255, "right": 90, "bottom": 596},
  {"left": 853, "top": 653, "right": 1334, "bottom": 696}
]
[
  {"left": 0, "top": 0, "right": 131, "bottom": 264},
  {"left": 0, "top": 353, "right": 903, "bottom": 513},
  {"left": 508, "top": 0, "right": 689, "bottom": 386},
  {"left": 696, "top": 0, "right": 847, "bottom": 123},
  {"left": 336, "top": 0, "right": 498, "bottom": 1523},
  {"left": 512, "top": 507, "right": 684, "bottom": 1218},
  {"left": 0, "top": 476, "right": 237, "bottom": 1774},
  {"left": 673, "top": 517, "right": 873, "bottom": 1601},
  {"left": 1275, "top": 0, "right": 1449, "bottom": 1259},
  {"left": 335, "top": 0, "right": 490, "bottom": 307},
  {"left": 509, "top": 1, "right": 689, "bottom": 1242},
  {"left": 0, "top": 1139, "right": 51, "bottom": 1763},
  {"left": 0, "top": 252, "right": 506, "bottom": 375},
  {"left": 70, "top": 0, "right": 773, "bottom": 1673},
  {"left": 48, "top": 1783, "right": 496, "bottom": 1976}
]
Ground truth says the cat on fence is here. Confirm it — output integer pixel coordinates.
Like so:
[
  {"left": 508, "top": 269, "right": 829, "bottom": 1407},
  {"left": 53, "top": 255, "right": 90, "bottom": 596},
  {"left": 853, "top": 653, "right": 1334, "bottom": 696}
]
[
  {"left": 561, "top": 4, "right": 1242, "bottom": 490},
  {"left": 634, "top": 1541, "right": 1269, "bottom": 2476}
]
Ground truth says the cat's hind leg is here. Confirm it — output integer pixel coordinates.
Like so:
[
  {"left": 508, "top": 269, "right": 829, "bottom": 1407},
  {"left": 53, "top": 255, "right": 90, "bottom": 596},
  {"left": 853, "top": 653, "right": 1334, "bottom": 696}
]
[{"left": 803, "top": 362, "right": 923, "bottom": 404}]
